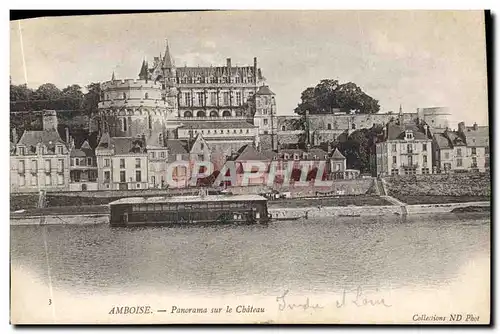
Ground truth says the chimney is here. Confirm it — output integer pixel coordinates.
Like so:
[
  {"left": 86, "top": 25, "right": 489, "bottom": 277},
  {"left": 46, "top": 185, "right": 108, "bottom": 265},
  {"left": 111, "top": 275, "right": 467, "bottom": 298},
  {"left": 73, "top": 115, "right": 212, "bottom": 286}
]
[
  {"left": 473, "top": 122, "right": 478, "bottom": 130},
  {"left": 423, "top": 124, "right": 428, "bottom": 137},
  {"left": 42, "top": 110, "right": 58, "bottom": 131},
  {"left": 11, "top": 128, "right": 18, "bottom": 144},
  {"left": 253, "top": 57, "right": 257, "bottom": 83},
  {"left": 458, "top": 122, "right": 466, "bottom": 134},
  {"left": 65, "top": 127, "right": 70, "bottom": 144},
  {"left": 226, "top": 58, "right": 231, "bottom": 69}
]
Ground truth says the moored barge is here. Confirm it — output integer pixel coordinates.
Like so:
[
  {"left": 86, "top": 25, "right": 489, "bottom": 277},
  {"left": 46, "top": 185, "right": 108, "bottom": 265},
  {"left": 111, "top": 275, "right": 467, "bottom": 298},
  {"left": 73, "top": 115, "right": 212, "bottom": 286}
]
[{"left": 108, "top": 192, "right": 269, "bottom": 226}]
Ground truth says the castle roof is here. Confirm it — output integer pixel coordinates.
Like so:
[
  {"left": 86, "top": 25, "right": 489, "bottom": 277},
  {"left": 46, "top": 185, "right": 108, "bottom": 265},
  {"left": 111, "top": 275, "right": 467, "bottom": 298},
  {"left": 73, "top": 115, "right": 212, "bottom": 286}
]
[
  {"left": 179, "top": 121, "right": 257, "bottom": 130},
  {"left": 162, "top": 40, "right": 174, "bottom": 68},
  {"left": 166, "top": 139, "right": 189, "bottom": 155},
  {"left": 138, "top": 60, "right": 149, "bottom": 79},
  {"left": 17, "top": 129, "right": 67, "bottom": 154},
  {"left": 174, "top": 66, "right": 259, "bottom": 78},
  {"left": 433, "top": 133, "right": 452, "bottom": 149}
]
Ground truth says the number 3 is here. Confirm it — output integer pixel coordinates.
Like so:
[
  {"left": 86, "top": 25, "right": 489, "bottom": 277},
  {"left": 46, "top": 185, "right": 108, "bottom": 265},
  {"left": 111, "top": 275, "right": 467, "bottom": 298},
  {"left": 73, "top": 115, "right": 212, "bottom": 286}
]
[{"left": 48, "top": 299, "right": 52, "bottom": 305}]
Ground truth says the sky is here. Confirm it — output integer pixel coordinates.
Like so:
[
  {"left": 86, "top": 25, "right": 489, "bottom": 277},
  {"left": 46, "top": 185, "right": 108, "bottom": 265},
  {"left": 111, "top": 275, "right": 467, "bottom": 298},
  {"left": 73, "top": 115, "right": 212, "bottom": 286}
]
[{"left": 10, "top": 11, "right": 489, "bottom": 127}]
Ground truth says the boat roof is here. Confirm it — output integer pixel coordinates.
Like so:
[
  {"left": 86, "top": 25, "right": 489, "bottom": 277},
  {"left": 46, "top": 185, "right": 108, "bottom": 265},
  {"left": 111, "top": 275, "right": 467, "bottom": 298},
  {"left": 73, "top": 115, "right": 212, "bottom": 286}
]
[{"left": 109, "top": 194, "right": 267, "bottom": 206}]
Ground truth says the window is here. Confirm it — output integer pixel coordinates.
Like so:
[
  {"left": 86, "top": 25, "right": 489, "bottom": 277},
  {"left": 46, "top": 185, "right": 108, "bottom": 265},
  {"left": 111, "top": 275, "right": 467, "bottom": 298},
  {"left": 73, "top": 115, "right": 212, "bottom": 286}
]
[
  {"left": 135, "top": 171, "right": 141, "bottom": 182},
  {"left": 423, "top": 156, "right": 427, "bottom": 164},
  {"left": 145, "top": 92, "right": 149, "bottom": 99},
  {"left": 19, "top": 175, "right": 25, "bottom": 186},
  {"left": 392, "top": 144, "right": 397, "bottom": 152},
  {"left": 31, "top": 160, "right": 37, "bottom": 172},
  {"left": 263, "top": 119, "right": 268, "bottom": 125},
  {"left": 197, "top": 92, "right": 204, "bottom": 106},
  {"left": 198, "top": 154, "right": 204, "bottom": 161},
  {"left": 422, "top": 143, "right": 427, "bottom": 152},
  {"left": 457, "top": 158, "right": 463, "bottom": 167},
  {"left": 45, "top": 174, "right": 51, "bottom": 186},
  {"left": 18, "top": 160, "right": 25, "bottom": 173},
  {"left": 135, "top": 158, "right": 141, "bottom": 168},
  {"left": 444, "top": 152, "right": 450, "bottom": 159},
  {"left": 120, "top": 171, "right": 126, "bottom": 182},
  {"left": 31, "top": 174, "right": 37, "bottom": 186},
  {"left": 120, "top": 118, "right": 127, "bottom": 132},
  {"left": 45, "top": 159, "right": 51, "bottom": 172},
  {"left": 352, "top": 124, "right": 356, "bottom": 130},
  {"left": 223, "top": 92, "right": 229, "bottom": 105},
  {"left": 210, "top": 92, "right": 217, "bottom": 105},
  {"left": 293, "top": 154, "right": 299, "bottom": 160},
  {"left": 457, "top": 148, "right": 462, "bottom": 157},
  {"left": 200, "top": 143, "right": 204, "bottom": 150},
  {"left": 104, "top": 171, "right": 110, "bottom": 183},
  {"left": 471, "top": 147, "right": 477, "bottom": 155},
  {"left": 246, "top": 129, "right": 249, "bottom": 134},
  {"left": 151, "top": 176, "right": 155, "bottom": 184},
  {"left": 57, "top": 146, "right": 63, "bottom": 154},
  {"left": 160, "top": 151, "right": 165, "bottom": 159},
  {"left": 151, "top": 152, "right": 156, "bottom": 159},
  {"left": 57, "top": 174, "right": 64, "bottom": 185},
  {"left": 236, "top": 91, "right": 242, "bottom": 105},
  {"left": 104, "top": 158, "right": 110, "bottom": 167},
  {"left": 392, "top": 156, "right": 397, "bottom": 164},
  {"left": 18, "top": 147, "right": 25, "bottom": 155},
  {"left": 220, "top": 130, "right": 223, "bottom": 134},
  {"left": 240, "top": 129, "right": 243, "bottom": 134},
  {"left": 87, "top": 158, "right": 92, "bottom": 166},
  {"left": 405, "top": 131, "right": 413, "bottom": 140},
  {"left": 335, "top": 163, "right": 341, "bottom": 171},
  {"left": 184, "top": 92, "right": 191, "bottom": 106},
  {"left": 327, "top": 124, "right": 332, "bottom": 130},
  {"left": 58, "top": 159, "right": 64, "bottom": 172},
  {"left": 391, "top": 168, "right": 399, "bottom": 176},
  {"left": 120, "top": 159, "right": 125, "bottom": 169},
  {"left": 282, "top": 126, "right": 286, "bottom": 131},
  {"left": 407, "top": 144, "right": 413, "bottom": 153},
  {"left": 123, "top": 92, "right": 127, "bottom": 100},
  {"left": 472, "top": 157, "right": 477, "bottom": 167}
]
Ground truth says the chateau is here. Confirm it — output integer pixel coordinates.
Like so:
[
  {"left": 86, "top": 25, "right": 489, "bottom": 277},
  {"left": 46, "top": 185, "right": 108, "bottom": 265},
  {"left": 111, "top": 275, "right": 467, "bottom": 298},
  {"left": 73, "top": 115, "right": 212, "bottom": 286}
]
[{"left": 97, "top": 40, "right": 277, "bottom": 158}]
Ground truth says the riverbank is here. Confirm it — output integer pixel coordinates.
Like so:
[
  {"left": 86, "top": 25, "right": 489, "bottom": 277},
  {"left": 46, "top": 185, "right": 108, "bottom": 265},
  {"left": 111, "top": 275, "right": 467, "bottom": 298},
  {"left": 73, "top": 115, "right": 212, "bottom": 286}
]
[{"left": 10, "top": 200, "right": 490, "bottom": 226}]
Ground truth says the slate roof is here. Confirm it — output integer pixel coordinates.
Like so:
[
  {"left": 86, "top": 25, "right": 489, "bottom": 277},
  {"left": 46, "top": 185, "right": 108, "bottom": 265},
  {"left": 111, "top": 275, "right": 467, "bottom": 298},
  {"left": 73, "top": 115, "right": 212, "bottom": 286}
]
[
  {"left": 386, "top": 123, "right": 429, "bottom": 141},
  {"left": 173, "top": 66, "right": 261, "bottom": 79},
  {"left": 70, "top": 140, "right": 95, "bottom": 157},
  {"left": 330, "top": 148, "right": 346, "bottom": 160},
  {"left": 17, "top": 130, "right": 67, "bottom": 154},
  {"left": 256, "top": 85, "right": 275, "bottom": 95},
  {"left": 232, "top": 144, "right": 272, "bottom": 161},
  {"left": 464, "top": 125, "right": 489, "bottom": 147},
  {"left": 179, "top": 121, "right": 257, "bottom": 130},
  {"left": 166, "top": 139, "right": 190, "bottom": 155},
  {"left": 433, "top": 133, "right": 452, "bottom": 149},
  {"left": 96, "top": 134, "right": 147, "bottom": 154},
  {"left": 277, "top": 147, "right": 328, "bottom": 159}
]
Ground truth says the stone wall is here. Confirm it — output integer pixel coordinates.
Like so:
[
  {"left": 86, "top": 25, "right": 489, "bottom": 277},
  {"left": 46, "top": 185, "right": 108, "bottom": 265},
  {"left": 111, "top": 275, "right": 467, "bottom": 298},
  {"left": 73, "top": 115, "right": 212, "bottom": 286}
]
[{"left": 384, "top": 173, "right": 491, "bottom": 197}]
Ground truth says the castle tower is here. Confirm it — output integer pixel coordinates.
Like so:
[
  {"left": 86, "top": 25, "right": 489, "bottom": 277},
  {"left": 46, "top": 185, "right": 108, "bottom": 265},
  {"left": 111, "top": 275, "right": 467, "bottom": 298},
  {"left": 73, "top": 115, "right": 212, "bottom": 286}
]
[
  {"left": 161, "top": 39, "right": 176, "bottom": 87},
  {"left": 253, "top": 85, "right": 278, "bottom": 150},
  {"left": 138, "top": 59, "right": 149, "bottom": 81},
  {"left": 97, "top": 79, "right": 168, "bottom": 139}
]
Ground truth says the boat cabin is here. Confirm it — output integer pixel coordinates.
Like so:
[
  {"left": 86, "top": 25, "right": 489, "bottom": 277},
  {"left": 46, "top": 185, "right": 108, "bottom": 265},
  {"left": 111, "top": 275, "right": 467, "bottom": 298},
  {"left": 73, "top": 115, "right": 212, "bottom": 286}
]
[{"left": 108, "top": 192, "right": 269, "bottom": 226}]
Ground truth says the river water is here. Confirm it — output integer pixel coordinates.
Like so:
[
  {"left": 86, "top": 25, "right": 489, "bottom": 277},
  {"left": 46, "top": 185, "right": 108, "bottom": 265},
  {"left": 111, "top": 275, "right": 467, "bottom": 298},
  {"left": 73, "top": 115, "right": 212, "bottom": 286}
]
[{"left": 10, "top": 213, "right": 490, "bottom": 298}]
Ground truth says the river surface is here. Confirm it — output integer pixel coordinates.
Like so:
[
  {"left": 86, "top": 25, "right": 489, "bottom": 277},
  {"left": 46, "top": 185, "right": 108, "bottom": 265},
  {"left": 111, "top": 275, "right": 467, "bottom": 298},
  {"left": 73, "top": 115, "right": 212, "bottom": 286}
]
[{"left": 10, "top": 213, "right": 490, "bottom": 298}]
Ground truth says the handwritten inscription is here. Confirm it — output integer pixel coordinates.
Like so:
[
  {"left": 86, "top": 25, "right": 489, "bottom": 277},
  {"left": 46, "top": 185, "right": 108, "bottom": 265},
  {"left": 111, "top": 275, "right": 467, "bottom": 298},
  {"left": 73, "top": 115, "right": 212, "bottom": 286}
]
[{"left": 276, "top": 286, "right": 392, "bottom": 311}]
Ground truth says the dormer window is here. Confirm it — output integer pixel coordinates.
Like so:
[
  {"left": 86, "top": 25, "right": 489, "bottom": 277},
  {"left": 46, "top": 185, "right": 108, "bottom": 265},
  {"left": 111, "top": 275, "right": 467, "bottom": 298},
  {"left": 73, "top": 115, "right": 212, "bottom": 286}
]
[
  {"left": 57, "top": 146, "right": 63, "bottom": 154},
  {"left": 293, "top": 154, "right": 300, "bottom": 160},
  {"left": 18, "top": 146, "right": 25, "bottom": 156},
  {"left": 303, "top": 153, "right": 309, "bottom": 159},
  {"left": 284, "top": 154, "right": 289, "bottom": 159},
  {"left": 145, "top": 93, "right": 149, "bottom": 99},
  {"left": 405, "top": 130, "right": 414, "bottom": 140}
]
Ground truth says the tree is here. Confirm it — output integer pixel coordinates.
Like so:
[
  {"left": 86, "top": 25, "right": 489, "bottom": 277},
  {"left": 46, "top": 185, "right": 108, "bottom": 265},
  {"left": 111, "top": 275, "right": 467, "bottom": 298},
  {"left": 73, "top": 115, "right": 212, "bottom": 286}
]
[
  {"left": 83, "top": 82, "right": 101, "bottom": 116},
  {"left": 336, "top": 124, "right": 385, "bottom": 173},
  {"left": 10, "top": 84, "right": 34, "bottom": 101},
  {"left": 62, "top": 84, "right": 84, "bottom": 100},
  {"left": 295, "top": 79, "right": 380, "bottom": 115},
  {"left": 35, "top": 83, "right": 62, "bottom": 100}
]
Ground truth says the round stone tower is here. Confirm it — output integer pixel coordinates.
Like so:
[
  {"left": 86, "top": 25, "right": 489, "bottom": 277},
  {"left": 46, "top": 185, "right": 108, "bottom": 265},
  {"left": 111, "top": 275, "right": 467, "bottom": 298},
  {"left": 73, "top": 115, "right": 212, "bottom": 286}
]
[
  {"left": 418, "top": 107, "right": 451, "bottom": 129},
  {"left": 98, "top": 79, "right": 168, "bottom": 138}
]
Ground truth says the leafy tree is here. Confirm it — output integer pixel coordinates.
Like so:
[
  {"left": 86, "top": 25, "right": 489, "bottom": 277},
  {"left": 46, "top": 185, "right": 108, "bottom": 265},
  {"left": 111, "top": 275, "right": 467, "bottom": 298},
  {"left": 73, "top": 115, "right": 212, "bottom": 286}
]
[
  {"left": 62, "top": 84, "right": 84, "bottom": 100},
  {"left": 35, "top": 83, "right": 62, "bottom": 100},
  {"left": 83, "top": 82, "right": 101, "bottom": 116},
  {"left": 10, "top": 84, "right": 34, "bottom": 101},
  {"left": 336, "top": 124, "right": 385, "bottom": 173},
  {"left": 295, "top": 79, "right": 380, "bottom": 115}
]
